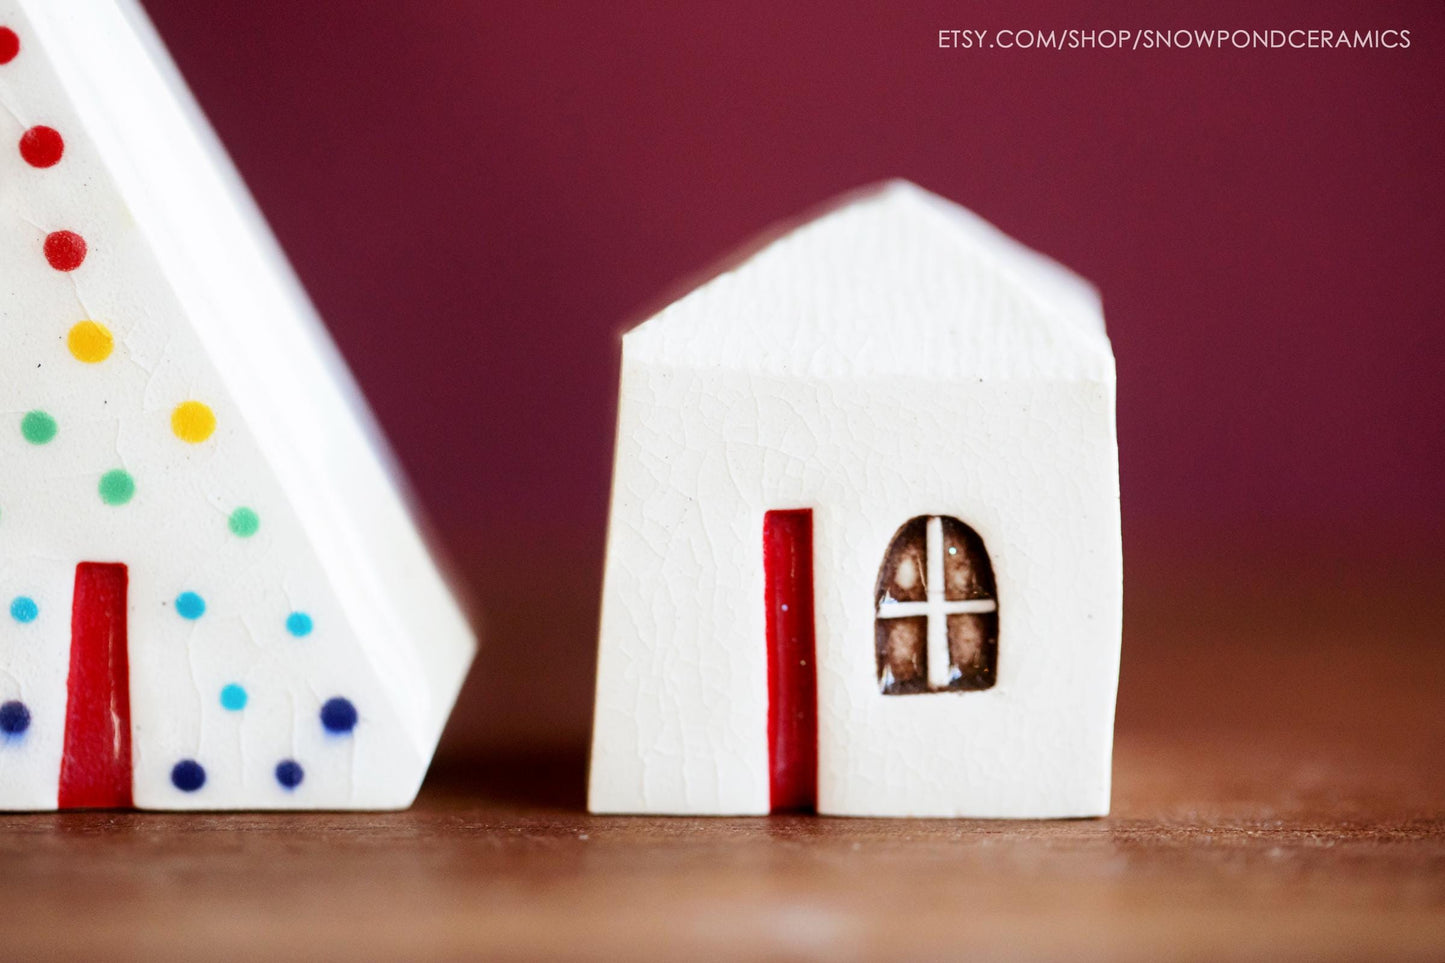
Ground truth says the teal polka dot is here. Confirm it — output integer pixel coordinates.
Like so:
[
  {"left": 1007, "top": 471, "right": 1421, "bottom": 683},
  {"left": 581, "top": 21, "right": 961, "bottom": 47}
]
[
  {"left": 285, "top": 612, "right": 313, "bottom": 637},
  {"left": 9, "top": 596, "right": 37, "bottom": 623},
  {"left": 175, "top": 591, "right": 205, "bottom": 620},
  {"left": 219, "top": 684, "right": 247, "bottom": 711},
  {"left": 98, "top": 469, "right": 135, "bottom": 506},
  {"left": 228, "top": 507, "right": 259, "bottom": 537},
  {"left": 21, "top": 410, "right": 56, "bottom": 445}
]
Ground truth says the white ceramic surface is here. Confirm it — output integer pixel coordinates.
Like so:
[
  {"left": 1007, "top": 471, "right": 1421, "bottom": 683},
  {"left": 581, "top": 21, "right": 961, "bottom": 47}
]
[
  {"left": 0, "top": 0, "right": 475, "bottom": 810},
  {"left": 590, "top": 182, "right": 1121, "bottom": 817}
]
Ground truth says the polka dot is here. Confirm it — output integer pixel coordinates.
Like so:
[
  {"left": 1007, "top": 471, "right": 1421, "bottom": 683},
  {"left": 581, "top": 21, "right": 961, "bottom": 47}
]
[
  {"left": 174, "top": 591, "right": 206, "bottom": 620},
  {"left": 19, "top": 125, "right": 63, "bottom": 168},
  {"left": 43, "top": 230, "right": 86, "bottom": 271},
  {"left": 0, "top": 27, "right": 17, "bottom": 64},
  {"left": 285, "top": 611, "right": 313, "bottom": 637},
  {"left": 170, "top": 400, "right": 215, "bottom": 443},
  {"left": 98, "top": 469, "right": 135, "bottom": 506},
  {"left": 320, "top": 697, "right": 357, "bottom": 734},
  {"left": 0, "top": 700, "right": 30, "bottom": 735},
  {"left": 9, "top": 596, "right": 37, "bottom": 623},
  {"left": 170, "top": 759, "right": 206, "bottom": 792},
  {"left": 21, "top": 409, "right": 56, "bottom": 445},
  {"left": 228, "top": 507, "right": 260, "bottom": 538},
  {"left": 219, "top": 683, "right": 247, "bottom": 711},
  {"left": 67, "top": 320, "right": 113, "bottom": 363},
  {"left": 275, "top": 759, "right": 304, "bottom": 790}
]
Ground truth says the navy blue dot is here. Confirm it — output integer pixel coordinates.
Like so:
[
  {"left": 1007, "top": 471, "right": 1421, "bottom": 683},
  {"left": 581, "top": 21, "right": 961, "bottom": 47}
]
[
  {"left": 171, "top": 759, "right": 206, "bottom": 792},
  {"left": 275, "top": 759, "right": 304, "bottom": 789},
  {"left": 319, "top": 696, "right": 357, "bottom": 734},
  {"left": 0, "top": 700, "right": 30, "bottom": 735}
]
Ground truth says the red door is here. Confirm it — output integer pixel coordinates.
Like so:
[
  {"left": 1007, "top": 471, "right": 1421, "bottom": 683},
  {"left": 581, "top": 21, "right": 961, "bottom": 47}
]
[
  {"left": 58, "top": 562, "right": 133, "bottom": 809},
  {"left": 763, "top": 510, "right": 817, "bottom": 812}
]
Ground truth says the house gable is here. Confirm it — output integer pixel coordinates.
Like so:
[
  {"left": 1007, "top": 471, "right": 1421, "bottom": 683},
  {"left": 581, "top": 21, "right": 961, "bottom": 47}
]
[{"left": 623, "top": 181, "right": 1114, "bottom": 384}]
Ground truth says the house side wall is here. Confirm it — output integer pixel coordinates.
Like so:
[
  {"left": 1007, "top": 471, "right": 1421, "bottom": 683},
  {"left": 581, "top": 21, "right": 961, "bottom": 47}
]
[
  {"left": 589, "top": 356, "right": 773, "bottom": 815},
  {"left": 590, "top": 355, "right": 1120, "bottom": 817},
  {"left": 808, "top": 378, "right": 1120, "bottom": 817}
]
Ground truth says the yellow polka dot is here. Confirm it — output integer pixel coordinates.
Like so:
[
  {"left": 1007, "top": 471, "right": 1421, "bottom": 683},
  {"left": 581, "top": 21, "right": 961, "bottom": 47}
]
[
  {"left": 67, "top": 320, "right": 113, "bottom": 363},
  {"left": 171, "top": 401, "right": 216, "bottom": 443}
]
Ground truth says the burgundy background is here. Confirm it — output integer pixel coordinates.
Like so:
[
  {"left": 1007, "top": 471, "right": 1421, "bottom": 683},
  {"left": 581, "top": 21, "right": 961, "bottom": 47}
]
[{"left": 139, "top": 0, "right": 1444, "bottom": 753}]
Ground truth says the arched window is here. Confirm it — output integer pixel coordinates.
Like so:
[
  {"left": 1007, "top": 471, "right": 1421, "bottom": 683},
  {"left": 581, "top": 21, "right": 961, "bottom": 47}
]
[{"left": 874, "top": 515, "right": 998, "bottom": 694}]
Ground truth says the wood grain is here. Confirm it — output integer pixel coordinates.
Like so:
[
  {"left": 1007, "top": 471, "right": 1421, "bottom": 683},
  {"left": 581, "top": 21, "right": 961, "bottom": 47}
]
[{"left": 0, "top": 546, "right": 1440, "bottom": 961}]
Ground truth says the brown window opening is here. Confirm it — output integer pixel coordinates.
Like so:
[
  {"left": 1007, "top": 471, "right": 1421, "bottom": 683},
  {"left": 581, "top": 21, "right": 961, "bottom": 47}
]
[{"left": 874, "top": 515, "right": 998, "bottom": 694}]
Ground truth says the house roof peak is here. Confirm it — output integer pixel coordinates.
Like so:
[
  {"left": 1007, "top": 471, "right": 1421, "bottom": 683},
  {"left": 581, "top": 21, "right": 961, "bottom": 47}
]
[{"left": 625, "top": 180, "right": 1114, "bottom": 382}]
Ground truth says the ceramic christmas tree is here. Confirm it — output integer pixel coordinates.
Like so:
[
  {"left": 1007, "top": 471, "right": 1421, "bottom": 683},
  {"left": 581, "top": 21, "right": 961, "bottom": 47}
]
[
  {"left": 0, "top": 0, "right": 475, "bottom": 810},
  {"left": 590, "top": 181, "right": 1122, "bottom": 818}
]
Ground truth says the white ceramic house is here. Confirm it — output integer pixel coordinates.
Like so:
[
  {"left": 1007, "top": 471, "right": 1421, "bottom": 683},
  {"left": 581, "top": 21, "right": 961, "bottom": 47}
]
[
  {"left": 589, "top": 181, "right": 1121, "bottom": 818},
  {"left": 0, "top": 0, "right": 474, "bottom": 809}
]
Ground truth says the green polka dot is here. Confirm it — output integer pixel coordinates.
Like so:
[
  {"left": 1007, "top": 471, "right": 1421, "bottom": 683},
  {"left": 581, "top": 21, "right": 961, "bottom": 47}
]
[
  {"left": 21, "top": 410, "right": 56, "bottom": 445},
  {"left": 228, "top": 507, "right": 259, "bottom": 537},
  {"left": 98, "top": 469, "right": 135, "bottom": 506}
]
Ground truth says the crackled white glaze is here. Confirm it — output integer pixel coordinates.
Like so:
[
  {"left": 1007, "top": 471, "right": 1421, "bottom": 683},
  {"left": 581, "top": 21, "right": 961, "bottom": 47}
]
[
  {"left": 0, "top": 0, "right": 474, "bottom": 810},
  {"left": 590, "top": 182, "right": 1121, "bottom": 817}
]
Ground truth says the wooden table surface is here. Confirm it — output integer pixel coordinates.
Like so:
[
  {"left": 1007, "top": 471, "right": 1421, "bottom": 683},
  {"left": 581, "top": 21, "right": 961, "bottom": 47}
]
[{"left": 0, "top": 546, "right": 1441, "bottom": 961}]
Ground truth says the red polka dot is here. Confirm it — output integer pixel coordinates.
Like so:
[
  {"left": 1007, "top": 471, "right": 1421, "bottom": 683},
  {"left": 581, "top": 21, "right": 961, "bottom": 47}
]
[
  {"left": 0, "top": 28, "right": 17, "bottom": 64},
  {"left": 43, "top": 231, "right": 87, "bottom": 272},
  {"left": 19, "top": 126, "right": 63, "bottom": 168}
]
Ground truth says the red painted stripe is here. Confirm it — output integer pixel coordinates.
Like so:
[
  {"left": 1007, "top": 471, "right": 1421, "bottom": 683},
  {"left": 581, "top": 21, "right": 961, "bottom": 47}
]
[
  {"left": 764, "top": 510, "right": 817, "bottom": 812},
  {"left": 59, "top": 563, "right": 133, "bottom": 809}
]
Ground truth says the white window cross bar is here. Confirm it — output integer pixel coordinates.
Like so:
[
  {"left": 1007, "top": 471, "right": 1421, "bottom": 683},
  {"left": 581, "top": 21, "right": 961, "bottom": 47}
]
[{"left": 876, "top": 599, "right": 998, "bottom": 619}]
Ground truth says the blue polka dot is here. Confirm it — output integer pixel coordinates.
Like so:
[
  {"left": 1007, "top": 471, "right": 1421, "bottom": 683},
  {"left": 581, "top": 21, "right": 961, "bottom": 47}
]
[
  {"left": 320, "top": 696, "right": 357, "bottom": 734},
  {"left": 9, "top": 596, "right": 37, "bottom": 623},
  {"left": 275, "top": 759, "right": 304, "bottom": 789},
  {"left": 175, "top": 591, "right": 206, "bottom": 620},
  {"left": 285, "top": 611, "right": 313, "bottom": 637},
  {"left": 219, "top": 684, "right": 247, "bottom": 711},
  {"left": 0, "top": 700, "right": 30, "bottom": 736},
  {"left": 170, "top": 759, "right": 206, "bottom": 792}
]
